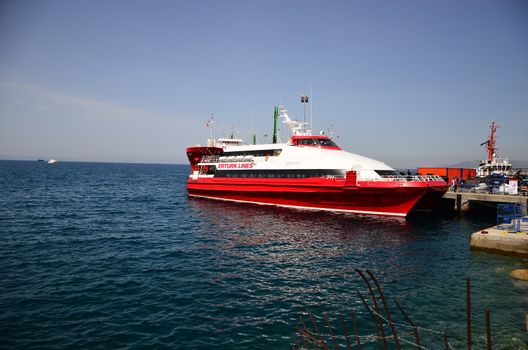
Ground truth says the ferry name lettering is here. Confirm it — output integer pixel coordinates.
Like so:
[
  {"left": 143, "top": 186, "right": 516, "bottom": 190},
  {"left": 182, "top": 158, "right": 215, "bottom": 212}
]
[{"left": 218, "top": 162, "right": 254, "bottom": 169}]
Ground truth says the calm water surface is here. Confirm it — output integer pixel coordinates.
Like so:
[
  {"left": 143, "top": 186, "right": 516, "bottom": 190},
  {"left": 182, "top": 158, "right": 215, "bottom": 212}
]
[{"left": 0, "top": 161, "right": 526, "bottom": 349}]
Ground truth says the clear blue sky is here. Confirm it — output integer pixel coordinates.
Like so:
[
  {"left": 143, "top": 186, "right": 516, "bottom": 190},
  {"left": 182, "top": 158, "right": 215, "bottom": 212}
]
[{"left": 1, "top": 0, "right": 527, "bottom": 167}]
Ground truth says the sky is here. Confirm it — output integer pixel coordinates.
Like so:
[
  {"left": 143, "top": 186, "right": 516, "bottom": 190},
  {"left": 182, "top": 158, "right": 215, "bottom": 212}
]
[{"left": 1, "top": 0, "right": 527, "bottom": 167}]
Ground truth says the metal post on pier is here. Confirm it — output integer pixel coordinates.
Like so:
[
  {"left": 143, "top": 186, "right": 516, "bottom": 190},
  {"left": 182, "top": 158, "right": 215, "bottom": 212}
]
[
  {"left": 486, "top": 308, "right": 492, "bottom": 350},
  {"left": 467, "top": 277, "right": 472, "bottom": 350}
]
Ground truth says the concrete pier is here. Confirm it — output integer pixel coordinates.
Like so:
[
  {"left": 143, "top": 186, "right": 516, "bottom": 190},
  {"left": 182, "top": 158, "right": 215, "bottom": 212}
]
[
  {"left": 443, "top": 192, "right": 528, "bottom": 212},
  {"left": 470, "top": 227, "right": 528, "bottom": 257}
]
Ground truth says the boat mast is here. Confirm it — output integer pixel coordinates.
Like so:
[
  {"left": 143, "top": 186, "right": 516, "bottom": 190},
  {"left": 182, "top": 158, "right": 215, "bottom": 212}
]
[
  {"left": 250, "top": 111, "right": 256, "bottom": 145},
  {"left": 487, "top": 120, "right": 497, "bottom": 161},
  {"left": 310, "top": 85, "right": 313, "bottom": 133},
  {"left": 301, "top": 95, "right": 309, "bottom": 134},
  {"left": 207, "top": 114, "right": 215, "bottom": 141},
  {"left": 480, "top": 120, "right": 499, "bottom": 161},
  {"left": 272, "top": 106, "right": 279, "bottom": 144}
]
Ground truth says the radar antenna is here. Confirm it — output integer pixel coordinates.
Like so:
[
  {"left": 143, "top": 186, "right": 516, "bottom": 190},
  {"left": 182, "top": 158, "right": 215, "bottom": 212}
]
[{"left": 279, "top": 106, "right": 310, "bottom": 136}]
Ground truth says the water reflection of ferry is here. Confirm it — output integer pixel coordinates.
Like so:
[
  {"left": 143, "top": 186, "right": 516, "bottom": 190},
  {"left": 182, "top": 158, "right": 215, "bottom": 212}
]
[
  {"left": 186, "top": 106, "right": 448, "bottom": 217},
  {"left": 187, "top": 196, "right": 413, "bottom": 262}
]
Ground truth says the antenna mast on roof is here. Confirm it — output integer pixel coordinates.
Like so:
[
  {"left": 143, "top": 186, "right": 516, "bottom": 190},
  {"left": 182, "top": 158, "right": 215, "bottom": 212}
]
[
  {"left": 480, "top": 120, "right": 499, "bottom": 161},
  {"left": 310, "top": 84, "right": 313, "bottom": 133},
  {"left": 301, "top": 94, "right": 309, "bottom": 134},
  {"left": 206, "top": 114, "right": 216, "bottom": 140}
]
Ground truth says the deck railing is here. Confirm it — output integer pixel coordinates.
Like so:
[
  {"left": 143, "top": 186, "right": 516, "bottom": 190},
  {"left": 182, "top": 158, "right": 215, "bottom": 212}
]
[
  {"left": 200, "top": 155, "right": 255, "bottom": 163},
  {"left": 365, "top": 175, "right": 445, "bottom": 182}
]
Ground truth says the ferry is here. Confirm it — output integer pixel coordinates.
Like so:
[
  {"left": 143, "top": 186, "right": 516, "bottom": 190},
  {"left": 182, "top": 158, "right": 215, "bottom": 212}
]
[{"left": 186, "top": 106, "right": 448, "bottom": 217}]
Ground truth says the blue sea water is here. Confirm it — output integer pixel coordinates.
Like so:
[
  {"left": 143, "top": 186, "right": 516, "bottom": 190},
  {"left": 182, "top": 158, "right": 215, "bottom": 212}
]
[{"left": 0, "top": 160, "right": 526, "bottom": 349}]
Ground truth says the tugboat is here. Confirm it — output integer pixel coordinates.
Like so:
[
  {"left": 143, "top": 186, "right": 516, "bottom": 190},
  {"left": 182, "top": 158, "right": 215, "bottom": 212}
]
[
  {"left": 476, "top": 121, "right": 513, "bottom": 178},
  {"left": 186, "top": 106, "right": 448, "bottom": 217}
]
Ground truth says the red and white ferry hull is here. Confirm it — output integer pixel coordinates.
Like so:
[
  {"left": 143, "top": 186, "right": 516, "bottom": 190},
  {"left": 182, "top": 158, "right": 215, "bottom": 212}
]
[{"left": 187, "top": 177, "right": 447, "bottom": 217}]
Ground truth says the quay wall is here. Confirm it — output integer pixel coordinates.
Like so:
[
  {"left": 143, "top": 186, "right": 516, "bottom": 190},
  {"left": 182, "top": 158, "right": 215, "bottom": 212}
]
[
  {"left": 441, "top": 192, "right": 528, "bottom": 213},
  {"left": 470, "top": 227, "right": 528, "bottom": 257}
]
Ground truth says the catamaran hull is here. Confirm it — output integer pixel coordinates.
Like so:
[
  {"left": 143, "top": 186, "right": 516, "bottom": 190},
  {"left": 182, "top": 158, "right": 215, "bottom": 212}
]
[{"left": 187, "top": 178, "right": 447, "bottom": 217}]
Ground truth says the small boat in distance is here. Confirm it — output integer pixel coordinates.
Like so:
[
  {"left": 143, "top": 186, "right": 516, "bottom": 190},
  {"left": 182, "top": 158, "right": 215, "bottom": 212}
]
[
  {"left": 185, "top": 105, "right": 448, "bottom": 217},
  {"left": 48, "top": 159, "right": 59, "bottom": 164}
]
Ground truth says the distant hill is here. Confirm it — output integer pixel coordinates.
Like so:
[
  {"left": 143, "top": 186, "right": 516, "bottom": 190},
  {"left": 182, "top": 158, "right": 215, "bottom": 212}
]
[{"left": 441, "top": 160, "right": 528, "bottom": 169}]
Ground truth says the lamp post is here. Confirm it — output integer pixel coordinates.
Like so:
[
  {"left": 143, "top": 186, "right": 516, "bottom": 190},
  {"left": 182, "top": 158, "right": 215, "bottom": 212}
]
[{"left": 301, "top": 95, "right": 309, "bottom": 134}]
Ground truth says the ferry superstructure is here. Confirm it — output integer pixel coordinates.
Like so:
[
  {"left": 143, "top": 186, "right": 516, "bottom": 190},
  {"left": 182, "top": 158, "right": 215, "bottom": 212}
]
[{"left": 186, "top": 107, "right": 447, "bottom": 217}]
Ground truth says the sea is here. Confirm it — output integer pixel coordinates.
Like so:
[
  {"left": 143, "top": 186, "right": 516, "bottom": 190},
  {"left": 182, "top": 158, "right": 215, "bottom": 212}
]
[{"left": 0, "top": 160, "right": 526, "bottom": 349}]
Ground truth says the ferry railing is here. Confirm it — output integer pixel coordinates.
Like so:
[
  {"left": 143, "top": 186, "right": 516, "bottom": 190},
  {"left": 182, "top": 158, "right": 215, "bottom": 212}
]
[
  {"left": 366, "top": 175, "right": 445, "bottom": 182},
  {"left": 200, "top": 155, "right": 254, "bottom": 163}
]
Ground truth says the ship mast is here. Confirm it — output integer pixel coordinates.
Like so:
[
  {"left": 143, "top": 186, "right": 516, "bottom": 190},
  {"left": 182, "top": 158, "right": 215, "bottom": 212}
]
[
  {"left": 272, "top": 106, "right": 279, "bottom": 144},
  {"left": 487, "top": 120, "right": 497, "bottom": 161},
  {"left": 480, "top": 120, "right": 499, "bottom": 161}
]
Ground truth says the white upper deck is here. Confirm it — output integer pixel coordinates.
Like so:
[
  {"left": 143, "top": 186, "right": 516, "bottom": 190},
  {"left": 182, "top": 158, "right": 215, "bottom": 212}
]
[
  {"left": 198, "top": 105, "right": 398, "bottom": 180},
  {"left": 201, "top": 138, "right": 394, "bottom": 179}
]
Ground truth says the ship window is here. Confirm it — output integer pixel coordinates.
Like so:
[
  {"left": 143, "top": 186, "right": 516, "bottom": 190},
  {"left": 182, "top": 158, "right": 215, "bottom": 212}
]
[
  {"left": 215, "top": 169, "right": 345, "bottom": 178},
  {"left": 224, "top": 149, "right": 282, "bottom": 157},
  {"left": 319, "top": 139, "right": 338, "bottom": 147},
  {"left": 375, "top": 170, "right": 400, "bottom": 177},
  {"left": 299, "top": 139, "right": 315, "bottom": 145},
  {"left": 297, "top": 138, "right": 339, "bottom": 147}
]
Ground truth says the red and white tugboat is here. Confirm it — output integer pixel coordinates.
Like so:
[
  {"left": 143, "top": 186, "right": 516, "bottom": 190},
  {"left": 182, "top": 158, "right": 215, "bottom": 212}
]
[
  {"left": 477, "top": 120, "right": 513, "bottom": 178},
  {"left": 186, "top": 106, "right": 447, "bottom": 217}
]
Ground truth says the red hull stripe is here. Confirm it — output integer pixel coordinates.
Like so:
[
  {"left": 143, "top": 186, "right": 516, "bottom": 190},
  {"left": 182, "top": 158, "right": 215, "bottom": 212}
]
[
  {"left": 187, "top": 187, "right": 427, "bottom": 217},
  {"left": 188, "top": 193, "right": 408, "bottom": 217},
  {"left": 186, "top": 177, "right": 448, "bottom": 217},
  {"left": 188, "top": 175, "right": 446, "bottom": 189}
]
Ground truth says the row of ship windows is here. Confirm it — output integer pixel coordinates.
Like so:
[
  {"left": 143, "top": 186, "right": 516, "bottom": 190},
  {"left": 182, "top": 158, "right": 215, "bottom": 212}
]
[
  {"left": 296, "top": 138, "right": 339, "bottom": 147},
  {"left": 224, "top": 149, "right": 282, "bottom": 157},
  {"left": 214, "top": 169, "right": 346, "bottom": 178}
]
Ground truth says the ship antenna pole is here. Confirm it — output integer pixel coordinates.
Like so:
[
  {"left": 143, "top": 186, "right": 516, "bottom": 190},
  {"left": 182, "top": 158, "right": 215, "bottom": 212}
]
[
  {"left": 272, "top": 106, "right": 278, "bottom": 144},
  {"left": 489, "top": 120, "right": 496, "bottom": 161},
  {"left": 301, "top": 94, "right": 309, "bottom": 134},
  {"left": 310, "top": 84, "right": 313, "bottom": 134},
  {"left": 304, "top": 99, "right": 306, "bottom": 133},
  {"left": 209, "top": 114, "right": 214, "bottom": 140}
]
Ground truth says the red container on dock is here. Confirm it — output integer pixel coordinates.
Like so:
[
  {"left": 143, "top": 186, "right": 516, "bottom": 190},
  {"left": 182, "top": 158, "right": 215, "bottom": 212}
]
[{"left": 417, "top": 167, "right": 476, "bottom": 183}]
